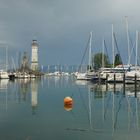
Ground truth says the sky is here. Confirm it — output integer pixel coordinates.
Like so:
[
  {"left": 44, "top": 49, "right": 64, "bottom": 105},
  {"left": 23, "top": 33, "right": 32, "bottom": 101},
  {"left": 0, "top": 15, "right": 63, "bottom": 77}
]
[{"left": 0, "top": 0, "right": 140, "bottom": 67}]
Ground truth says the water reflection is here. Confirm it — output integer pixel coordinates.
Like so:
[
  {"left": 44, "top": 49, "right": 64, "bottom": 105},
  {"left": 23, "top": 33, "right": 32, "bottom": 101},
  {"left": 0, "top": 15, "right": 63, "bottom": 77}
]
[
  {"left": 0, "top": 79, "right": 9, "bottom": 111},
  {"left": 18, "top": 79, "right": 31, "bottom": 101},
  {"left": 17, "top": 78, "right": 39, "bottom": 114},
  {"left": 31, "top": 79, "right": 38, "bottom": 114},
  {"left": 64, "top": 104, "right": 73, "bottom": 111},
  {"left": 0, "top": 79, "right": 9, "bottom": 89},
  {"left": 74, "top": 80, "right": 140, "bottom": 135},
  {"left": 44, "top": 76, "right": 72, "bottom": 88},
  {"left": 0, "top": 78, "right": 40, "bottom": 114},
  {"left": 86, "top": 83, "right": 140, "bottom": 134},
  {"left": 1, "top": 77, "right": 140, "bottom": 139}
]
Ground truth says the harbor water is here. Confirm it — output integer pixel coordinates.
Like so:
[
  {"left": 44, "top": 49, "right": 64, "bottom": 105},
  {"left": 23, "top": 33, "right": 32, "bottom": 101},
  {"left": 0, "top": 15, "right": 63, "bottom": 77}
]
[{"left": 0, "top": 76, "right": 140, "bottom": 140}]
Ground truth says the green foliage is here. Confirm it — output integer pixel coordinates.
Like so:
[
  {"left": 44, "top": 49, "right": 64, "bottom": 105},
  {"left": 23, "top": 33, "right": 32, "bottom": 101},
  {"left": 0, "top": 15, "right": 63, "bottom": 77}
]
[
  {"left": 87, "top": 65, "right": 93, "bottom": 71},
  {"left": 93, "top": 53, "right": 111, "bottom": 70},
  {"left": 114, "top": 54, "right": 122, "bottom": 66}
]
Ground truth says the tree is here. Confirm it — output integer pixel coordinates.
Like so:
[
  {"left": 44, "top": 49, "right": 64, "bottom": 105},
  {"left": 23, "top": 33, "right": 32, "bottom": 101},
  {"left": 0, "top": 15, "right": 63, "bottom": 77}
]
[
  {"left": 114, "top": 54, "right": 122, "bottom": 67},
  {"left": 93, "top": 53, "right": 111, "bottom": 70}
]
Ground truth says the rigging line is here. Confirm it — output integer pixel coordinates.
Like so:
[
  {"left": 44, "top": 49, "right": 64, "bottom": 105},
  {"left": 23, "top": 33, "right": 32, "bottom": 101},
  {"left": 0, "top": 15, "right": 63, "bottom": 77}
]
[
  {"left": 104, "top": 92, "right": 112, "bottom": 120},
  {"left": 104, "top": 40, "right": 111, "bottom": 65},
  {"left": 74, "top": 80, "right": 91, "bottom": 122},
  {"left": 113, "top": 93, "right": 124, "bottom": 130},
  {"left": 69, "top": 109, "right": 75, "bottom": 118},
  {"left": 78, "top": 34, "right": 91, "bottom": 72},
  {"left": 131, "top": 37, "right": 140, "bottom": 66},
  {"left": 113, "top": 33, "right": 125, "bottom": 71},
  {"left": 129, "top": 31, "right": 134, "bottom": 52},
  {"left": 77, "top": 85, "right": 90, "bottom": 122},
  {"left": 130, "top": 41, "right": 135, "bottom": 61},
  {"left": 126, "top": 30, "right": 140, "bottom": 66},
  {"left": 128, "top": 30, "right": 138, "bottom": 65},
  {"left": 129, "top": 37, "right": 137, "bottom": 66}
]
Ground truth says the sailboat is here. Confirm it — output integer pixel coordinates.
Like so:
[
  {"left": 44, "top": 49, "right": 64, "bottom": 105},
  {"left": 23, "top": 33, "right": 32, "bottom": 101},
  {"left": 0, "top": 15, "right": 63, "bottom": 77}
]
[
  {"left": 100, "top": 24, "right": 133, "bottom": 83},
  {"left": 76, "top": 32, "right": 97, "bottom": 80},
  {"left": 125, "top": 30, "right": 140, "bottom": 80}
]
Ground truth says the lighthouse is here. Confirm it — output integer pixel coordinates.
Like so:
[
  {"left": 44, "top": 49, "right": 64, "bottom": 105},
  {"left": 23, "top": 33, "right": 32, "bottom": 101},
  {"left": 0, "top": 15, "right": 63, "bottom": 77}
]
[{"left": 31, "top": 40, "right": 39, "bottom": 71}]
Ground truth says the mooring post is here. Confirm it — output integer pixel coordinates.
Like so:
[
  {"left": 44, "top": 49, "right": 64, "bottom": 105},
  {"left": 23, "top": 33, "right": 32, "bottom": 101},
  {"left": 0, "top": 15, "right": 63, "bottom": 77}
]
[
  {"left": 114, "top": 73, "right": 116, "bottom": 84},
  {"left": 114, "top": 73, "right": 116, "bottom": 92},
  {"left": 135, "top": 74, "right": 137, "bottom": 98},
  {"left": 106, "top": 74, "right": 108, "bottom": 84},
  {"left": 123, "top": 73, "right": 125, "bottom": 96}
]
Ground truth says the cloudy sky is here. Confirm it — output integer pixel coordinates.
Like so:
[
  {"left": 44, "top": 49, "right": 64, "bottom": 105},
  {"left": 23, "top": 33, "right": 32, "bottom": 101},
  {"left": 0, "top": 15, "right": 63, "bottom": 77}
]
[{"left": 0, "top": 0, "right": 140, "bottom": 66}]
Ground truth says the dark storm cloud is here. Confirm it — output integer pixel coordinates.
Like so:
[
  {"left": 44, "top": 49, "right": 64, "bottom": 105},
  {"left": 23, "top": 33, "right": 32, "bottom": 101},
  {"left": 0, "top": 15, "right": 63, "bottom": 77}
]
[{"left": 0, "top": 0, "right": 140, "bottom": 64}]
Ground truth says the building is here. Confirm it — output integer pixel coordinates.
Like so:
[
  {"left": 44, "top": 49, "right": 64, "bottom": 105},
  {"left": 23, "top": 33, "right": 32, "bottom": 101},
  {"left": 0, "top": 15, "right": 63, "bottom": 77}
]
[
  {"left": 20, "top": 52, "right": 30, "bottom": 72},
  {"left": 31, "top": 40, "right": 39, "bottom": 71}
]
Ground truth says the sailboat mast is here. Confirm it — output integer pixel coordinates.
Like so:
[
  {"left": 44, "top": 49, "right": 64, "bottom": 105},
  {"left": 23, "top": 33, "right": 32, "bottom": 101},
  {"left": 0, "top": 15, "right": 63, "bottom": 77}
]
[
  {"left": 125, "top": 16, "right": 130, "bottom": 65},
  {"left": 88, "top": 31, "right": 92, "bottom": 70},
  {"left": 6, "top": 47, "right": 8, "bottom": 71},
  {"left": 102, "top": 39, "right": 105, "bottom": 68},
  {"left": 112, "top": 24, "right": 115, "bottom": 68},
  {"left": 135, "top": 30, "right": 138, "bottom": 68}
]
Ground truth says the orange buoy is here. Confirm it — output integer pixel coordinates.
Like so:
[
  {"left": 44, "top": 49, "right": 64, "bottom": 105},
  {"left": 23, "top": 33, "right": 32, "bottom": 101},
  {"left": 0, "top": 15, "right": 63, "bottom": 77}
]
[
  {"left": 64, "top": 96, "right": 73, "bottom": 105},
  {"left": 64, "top": 96, "right": 73, "bottom": 111}
]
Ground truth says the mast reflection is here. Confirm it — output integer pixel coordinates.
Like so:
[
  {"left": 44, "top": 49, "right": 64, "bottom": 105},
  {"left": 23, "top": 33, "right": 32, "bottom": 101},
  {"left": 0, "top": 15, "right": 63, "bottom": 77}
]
[{"left": 88, "top": 83, "right": 140, "bottom": 133}]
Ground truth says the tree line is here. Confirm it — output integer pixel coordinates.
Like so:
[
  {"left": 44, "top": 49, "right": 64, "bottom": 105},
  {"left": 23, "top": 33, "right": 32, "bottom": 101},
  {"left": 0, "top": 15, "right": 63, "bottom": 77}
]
[{"left": 92, "top": 53, "right": 122, "bottom": 70}]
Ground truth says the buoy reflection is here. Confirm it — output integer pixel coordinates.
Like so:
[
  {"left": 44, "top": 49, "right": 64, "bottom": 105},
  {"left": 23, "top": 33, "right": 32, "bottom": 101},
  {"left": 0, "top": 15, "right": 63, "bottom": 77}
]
[{"left": 64, "top": 104, "right": 73, "bottom": 111}]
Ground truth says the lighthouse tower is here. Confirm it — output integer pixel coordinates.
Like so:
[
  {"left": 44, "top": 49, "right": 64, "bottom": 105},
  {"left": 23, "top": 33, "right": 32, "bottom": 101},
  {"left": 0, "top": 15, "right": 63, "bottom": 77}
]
[{"left": 31, "top": 40, "right": 39, "bottom": 71}]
